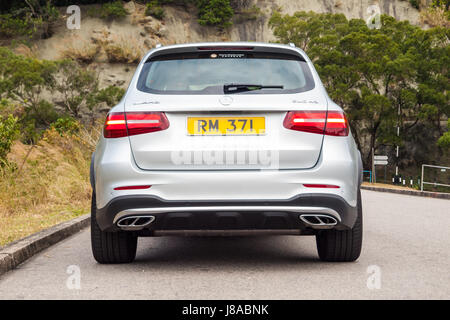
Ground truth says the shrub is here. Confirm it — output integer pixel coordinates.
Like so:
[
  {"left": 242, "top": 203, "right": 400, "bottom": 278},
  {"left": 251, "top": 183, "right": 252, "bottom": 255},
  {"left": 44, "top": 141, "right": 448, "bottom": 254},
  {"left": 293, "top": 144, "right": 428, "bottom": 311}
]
[
  {"left": 409, "top": 0, "right": 420, "bottom": 9},
  {"left": 137, "top": 0, "right": 189, "bottom": 5},
  {"left": 234, "top": 4, "right": 262, "bottom": 23},
  {"left": 145, "top": 1, "right": 165, "bottom": 20},
  {"left": 196, "top": 0, "right": 234, "bottom": 28},
  {"left": 0, "top": 48, "right": 61, "bottom": 144},
  {"left": 60, "top": 41, "right": 100, "bottom": 64},
  {"left": 0, "top": 14, "right": 36, "bottom": 38},
  {"left": 0, "top": 114, "right": 19, "bottom": 165},
  {"left": 2, "top": 0, "right": 61, "bottom": 39},
  {"left": 103, "top": 36, "right": 144, "bottom": 64},
  {"left": 0, "top": 47, "right": 58, "bottom": 109},
  {"left": 36, "top": 0, "right": 60, "bottom": 38},
  {"left": 0, "top": 98, "right": 13, "bottom": 116},
  {"left": 420, "top": 2, "right": 450, "bottom": 27},
  {"left": 431, "top": 0, "right": 449, "bottom": 9},
  {"left": 19, "top": 99, "right": 59, "bottom": 144},
  {"left": 21, "top": 119, "right": 41, "bottom": 144},
  {"left": 13, "top": 43, "right": 39, "bottom": 58},
  {"left": 95, "top": 85, "right": 125, "bottom": 107},
  {"left": 55, "top": 60, "right": 99, "bottom": 118},
  {"left": 437, "top": 120, "right": 450, "bottom": 150},
  {"left": 100, "top": 1, "right": 128, "bottom": 20},
  {"left": 51, "top": 117, "right": 81, "bottom": 136},
  {"left": 26, "top": 99, "right": 59, "bottom": 126}
]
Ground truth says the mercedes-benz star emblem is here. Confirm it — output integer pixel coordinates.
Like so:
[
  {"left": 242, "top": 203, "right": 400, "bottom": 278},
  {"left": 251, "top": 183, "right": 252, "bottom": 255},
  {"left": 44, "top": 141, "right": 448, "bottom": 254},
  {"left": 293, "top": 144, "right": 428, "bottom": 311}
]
[{"left": 219, "top": 96, "right": 233, "bottom": 106}]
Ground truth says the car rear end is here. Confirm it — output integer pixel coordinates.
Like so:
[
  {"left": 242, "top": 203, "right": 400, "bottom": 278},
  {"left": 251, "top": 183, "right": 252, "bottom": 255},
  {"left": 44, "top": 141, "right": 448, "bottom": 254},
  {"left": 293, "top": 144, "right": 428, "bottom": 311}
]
[{"left": 90, "top": 42, "right": 363, "bottom": 263}]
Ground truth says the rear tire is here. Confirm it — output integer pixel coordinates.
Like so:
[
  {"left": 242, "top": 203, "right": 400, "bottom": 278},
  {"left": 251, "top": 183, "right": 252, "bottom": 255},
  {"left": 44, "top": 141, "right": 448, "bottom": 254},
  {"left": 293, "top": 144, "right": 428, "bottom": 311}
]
[
  {"left": 91, "top": 192, "right": 137, "bottom": 264},
  {"left": 315, "top": 189, "right": 363, "bottom": 262}
]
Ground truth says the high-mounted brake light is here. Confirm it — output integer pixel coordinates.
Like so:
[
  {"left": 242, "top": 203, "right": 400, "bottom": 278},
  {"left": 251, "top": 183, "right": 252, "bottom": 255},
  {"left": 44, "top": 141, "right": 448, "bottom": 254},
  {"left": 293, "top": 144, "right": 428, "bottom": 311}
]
[
  {"left": 104, "top": 112, "right": 169, "bottom": 138},
  {"left": 283, "top": 111, "right": 349, "bottom": 136},
  {"left": 197, "top": 46, "right": 254, "bottom": 51}
]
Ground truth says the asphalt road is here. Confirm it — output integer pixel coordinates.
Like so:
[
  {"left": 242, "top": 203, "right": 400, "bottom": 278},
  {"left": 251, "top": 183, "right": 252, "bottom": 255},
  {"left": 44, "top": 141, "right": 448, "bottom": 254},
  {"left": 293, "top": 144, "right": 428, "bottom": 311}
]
[{"left": 0, "top": 190, "right": 449, "bottom": 299}]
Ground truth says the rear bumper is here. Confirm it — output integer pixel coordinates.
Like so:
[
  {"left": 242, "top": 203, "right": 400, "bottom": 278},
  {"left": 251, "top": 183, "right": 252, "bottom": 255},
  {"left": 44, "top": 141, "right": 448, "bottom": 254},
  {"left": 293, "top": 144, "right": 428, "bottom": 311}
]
[
  {"left": 96, "top": 193, "right": 358, "bottom": 233},
  {"left": 93, "top": 134, "right": 362, "bottom": 209}
]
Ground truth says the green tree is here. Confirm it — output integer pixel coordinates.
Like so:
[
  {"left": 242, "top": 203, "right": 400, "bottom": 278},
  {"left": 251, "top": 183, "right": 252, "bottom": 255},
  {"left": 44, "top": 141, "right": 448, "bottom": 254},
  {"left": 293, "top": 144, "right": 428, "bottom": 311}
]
[
  {"left": 269, "top": 11, "right": 449, "bottom": 168},
  {"left": 145, "top": 1, "right": 165, "bottom": 20},
  {"left": 100, "top": 1, "right": 128, "bottom": 20},
  {"left": 437, "top": 120, "right": 450, "bottom": 151},
  {"left": 21, "top": 0, "right": 60, "bottom": 38},
  {"left": 196, "top": 0, "right": 234, "bottom": 28},
  {"left": 0, "top": 47, "right": 58, "bottom": 119},
  {"left": 55, "top": 60, "right": 99, "bottom": 118}
]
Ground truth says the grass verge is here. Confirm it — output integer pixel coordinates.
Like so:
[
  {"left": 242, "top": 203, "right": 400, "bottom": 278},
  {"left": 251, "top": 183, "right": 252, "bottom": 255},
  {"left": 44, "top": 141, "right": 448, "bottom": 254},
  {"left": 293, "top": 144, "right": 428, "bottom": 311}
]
[{"left": 0, "top": 126, "right": 98, "bottom": 247}]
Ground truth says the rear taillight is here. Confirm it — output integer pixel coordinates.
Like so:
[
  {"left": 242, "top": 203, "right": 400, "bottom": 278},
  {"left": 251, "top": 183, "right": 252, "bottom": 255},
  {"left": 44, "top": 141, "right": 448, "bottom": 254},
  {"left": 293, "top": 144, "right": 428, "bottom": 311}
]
[
  {"left": 283, "top": 111, "right": 326, "bottom": 135},
  {"left": 283, "top": 111, "right": 349, "bottom": 136},
  {"left": 324, "top": 111, "right": 349, "bottom": 136},
  {"left": 103, "top": 112, "right": 127, "bottom": 138},
  {"left": 103, "top": 112, "right": 169, "bottom": 138},
  {"left": 126, "top": 112, "right": 169, "bottom": 136}
]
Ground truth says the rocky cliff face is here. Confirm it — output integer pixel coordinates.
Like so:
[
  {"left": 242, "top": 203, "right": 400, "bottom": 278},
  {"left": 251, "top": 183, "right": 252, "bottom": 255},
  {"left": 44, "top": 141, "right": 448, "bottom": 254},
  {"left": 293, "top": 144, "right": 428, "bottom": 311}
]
[
  {"left": 162, "top": 0, "right": 424, "bottom": 43},
  {"left": 34, "top": 0, "right": 425, "bottom": 89}
]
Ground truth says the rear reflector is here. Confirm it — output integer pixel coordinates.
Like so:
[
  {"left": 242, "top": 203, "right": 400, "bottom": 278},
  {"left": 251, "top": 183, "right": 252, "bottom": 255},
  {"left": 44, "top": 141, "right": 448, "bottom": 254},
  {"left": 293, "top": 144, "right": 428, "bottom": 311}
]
[
  {"left": 104, "top": 112, "right": 169, "bottom": 138},
  {"left": 283, "top": 111, "right": 349, "bottom": 136},
  {"left": 303, "top": 184, "right": 340, "bottom": 188},
  {"left": 114, "top": 185, "right": 152, "bottom": 190}
]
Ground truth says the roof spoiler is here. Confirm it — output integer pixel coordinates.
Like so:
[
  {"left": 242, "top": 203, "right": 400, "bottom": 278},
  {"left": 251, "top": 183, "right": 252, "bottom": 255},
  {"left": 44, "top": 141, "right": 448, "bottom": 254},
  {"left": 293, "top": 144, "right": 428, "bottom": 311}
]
[{"left": 145, "top": 43, "right": 304, "bottom": 62}]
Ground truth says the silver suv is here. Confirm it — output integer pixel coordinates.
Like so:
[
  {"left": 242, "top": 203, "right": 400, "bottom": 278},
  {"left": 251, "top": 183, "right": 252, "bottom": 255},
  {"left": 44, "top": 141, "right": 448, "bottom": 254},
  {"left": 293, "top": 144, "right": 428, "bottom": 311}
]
[{"left": 90, "top": 42, "right": 363, "bottom": 263}]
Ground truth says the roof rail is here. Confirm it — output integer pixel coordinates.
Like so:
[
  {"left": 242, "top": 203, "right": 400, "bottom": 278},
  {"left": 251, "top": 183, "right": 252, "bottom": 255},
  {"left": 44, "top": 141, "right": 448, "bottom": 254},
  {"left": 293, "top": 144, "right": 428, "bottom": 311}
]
[
  {"left": 288, "top": 43, "right": 296, "bottom": 47},
  {"left": 155, "top": 43, "right": 162, "bottom": 48}
]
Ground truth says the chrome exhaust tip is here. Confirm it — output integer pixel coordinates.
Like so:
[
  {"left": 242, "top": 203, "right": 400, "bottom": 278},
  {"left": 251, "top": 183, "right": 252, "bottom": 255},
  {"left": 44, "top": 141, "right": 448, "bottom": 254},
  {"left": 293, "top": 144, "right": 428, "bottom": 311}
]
[
  {"left": 299, "top": 214, "right": 338, "bottom": 229},
  {"left": 116, "top": 215, "right": 155, "bottom": 230}
]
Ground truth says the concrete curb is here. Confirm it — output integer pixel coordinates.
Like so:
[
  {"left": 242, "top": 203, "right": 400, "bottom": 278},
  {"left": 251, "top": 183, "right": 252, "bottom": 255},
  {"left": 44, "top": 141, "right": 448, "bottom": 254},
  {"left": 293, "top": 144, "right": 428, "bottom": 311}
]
[
  {"left": 0, "top": 214, "right": 90, "bottom": 276},
  {"left": 361, "top": 185, "right": 450, "bottom": 200}
]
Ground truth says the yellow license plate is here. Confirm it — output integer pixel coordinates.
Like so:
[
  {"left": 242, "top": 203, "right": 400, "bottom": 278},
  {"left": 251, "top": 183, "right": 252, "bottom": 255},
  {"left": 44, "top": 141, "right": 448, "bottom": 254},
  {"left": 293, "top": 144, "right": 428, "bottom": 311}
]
[{"left": 187, "top": 117, "right": 265, "bottom": 135}]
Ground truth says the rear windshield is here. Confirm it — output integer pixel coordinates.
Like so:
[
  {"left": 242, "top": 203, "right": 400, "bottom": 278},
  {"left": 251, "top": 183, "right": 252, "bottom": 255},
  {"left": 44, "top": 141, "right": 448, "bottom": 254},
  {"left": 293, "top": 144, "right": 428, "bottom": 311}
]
[{"left": 136, "top": 51, "right": 315, "bottom": 95}]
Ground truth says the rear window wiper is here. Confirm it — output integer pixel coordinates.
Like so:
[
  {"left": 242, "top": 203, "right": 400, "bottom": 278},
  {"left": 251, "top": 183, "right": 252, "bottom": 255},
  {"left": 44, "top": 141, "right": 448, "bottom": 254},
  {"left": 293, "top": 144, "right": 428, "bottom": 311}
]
[{"left": 223, "top": 83, "right": 284, "bottom": 94}]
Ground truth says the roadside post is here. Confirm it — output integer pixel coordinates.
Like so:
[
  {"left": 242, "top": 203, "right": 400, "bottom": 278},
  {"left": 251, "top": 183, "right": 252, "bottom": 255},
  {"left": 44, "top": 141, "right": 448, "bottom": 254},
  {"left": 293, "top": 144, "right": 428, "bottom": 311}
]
[
  {"left": 371, "top": 148, "right": 375, "bottom": 183},
  {"left": 373, "top": 155, "right": 388, "bottom": 184},
  {"left": 363, "top": 170, "right": 372, "bottom": 183}
]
